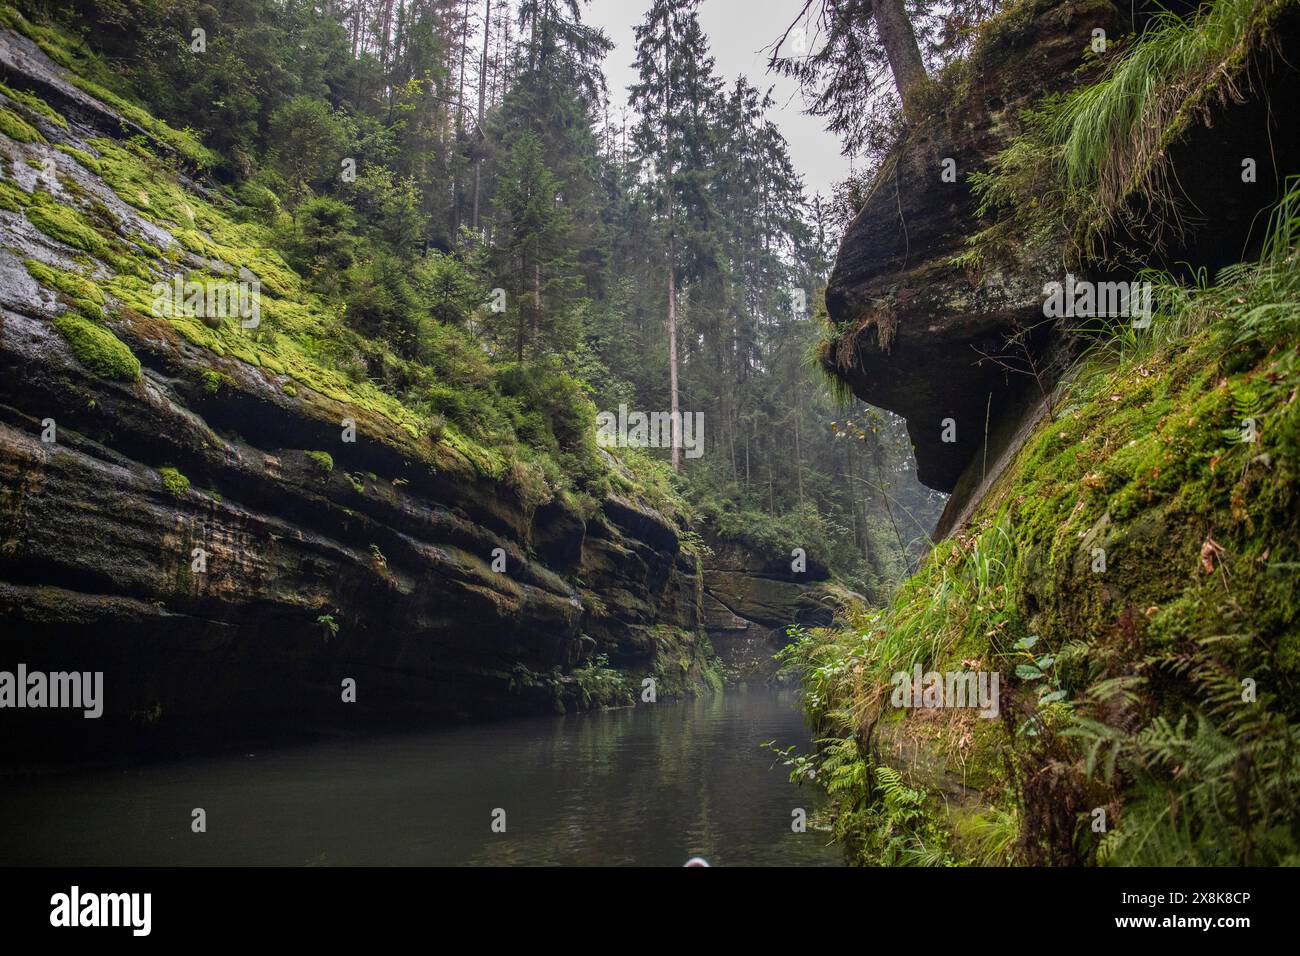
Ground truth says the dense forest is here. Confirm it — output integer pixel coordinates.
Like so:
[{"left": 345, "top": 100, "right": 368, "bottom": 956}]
[{"left": 1, "top": 0, "right": 1298, "bottom": 876}]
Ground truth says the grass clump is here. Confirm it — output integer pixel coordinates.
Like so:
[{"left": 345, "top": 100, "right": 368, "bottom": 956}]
[
  {"left": 971, "top": 0, "right": 1293, "bottom": 259},
  {"left": 1051, "top": 0, "right": 1280, "bottom": 207},
  {"left": 53, "top": 314, "right": 141, "bottom": 381}
]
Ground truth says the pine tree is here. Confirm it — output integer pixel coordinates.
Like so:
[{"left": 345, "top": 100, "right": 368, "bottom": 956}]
[
  {"left": 629, "top": 0, "right": 723, "bottom": 470},
  {"left": 486, "top": 132, "right": 578, "bottom": 361}
]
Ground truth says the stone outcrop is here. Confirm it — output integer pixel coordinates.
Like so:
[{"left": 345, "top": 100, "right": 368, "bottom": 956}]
[
  {"left": 822, "top": 0, "right": 1118, "bottom": 518},
  {"left": 700, "top": 535, "right": 832, "bottom": 679},
  {"left": 822, "top": 0, "right": 1300, "bottom": 538}
]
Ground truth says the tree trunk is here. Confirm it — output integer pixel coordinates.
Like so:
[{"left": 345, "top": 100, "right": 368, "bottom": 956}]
[
  {"left": 532, "top": 261, "right": 541, "bottom": 345},
  {"left": 664, "top": 5, "right": 681, "bottom": 473},
  {"left": 380, "top": 0, "right": 395, "bottom": 71},
  {"left": 472, "top": 0, "right": 490, "bottom": 230},
  {"left": 872, "top": 0, "right": 926, "bottom": 100},
  {"left": 793, "top": 406, "right": 804, "bottom": 511},
  {"left": 451, "top": 0, "right": 472, "bottom": 241},
  {"left": 667, "top": 241, "right": 680, "bottom": 471}
]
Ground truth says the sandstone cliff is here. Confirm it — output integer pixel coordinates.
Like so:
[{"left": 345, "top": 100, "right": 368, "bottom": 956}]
[{"left": 0, "top": 24, "right": 718, "bottom": 757}]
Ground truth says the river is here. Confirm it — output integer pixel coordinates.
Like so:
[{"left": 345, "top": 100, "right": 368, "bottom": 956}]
[{"left": 0, "top": 684, "right": 841, "bottom": 866}]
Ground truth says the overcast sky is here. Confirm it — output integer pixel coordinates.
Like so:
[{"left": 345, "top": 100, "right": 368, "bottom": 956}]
[{"left": 583, "top": 0, "right": 854, "bottom": 200}]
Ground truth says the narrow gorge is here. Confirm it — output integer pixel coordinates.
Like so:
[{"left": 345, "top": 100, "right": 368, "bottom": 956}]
[{"left": 0, "top": 0, "right": 1297, "bottom": 877}]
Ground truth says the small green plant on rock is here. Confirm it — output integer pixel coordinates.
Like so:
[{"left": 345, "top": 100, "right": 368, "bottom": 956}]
[
  {"left": 304, "top": 450, "right": 334, "bottom": 474},
  {"left": 158, "top": 466, "right": 190, "bottom": 498},
  {"left": 316, "top": 613, "right": 339, "bottom": 643}
]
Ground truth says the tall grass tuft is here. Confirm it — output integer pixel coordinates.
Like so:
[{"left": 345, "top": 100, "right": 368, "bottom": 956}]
[{"left": 1050, "top": 0, "right": 1281, "bottom": 240}]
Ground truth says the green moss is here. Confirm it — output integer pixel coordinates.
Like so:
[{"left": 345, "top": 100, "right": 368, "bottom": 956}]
[
  {"left": 54, "top": 144, "right": 101, "bottom": 176},
  {"left": 65, "top": 76, "right": 215, "bottom": 170},
  {"left": 0, "top": 7, "right": 100, "bottom": 77},
  {"left": 0, "top": 106, "right": 43, "bottom": 144},
  {"left": 53, "top": 314, "right": 141, "bottom": 381},
  {"left": 0, "top": 82, "right": 68, "bottom": 130},
  {"left": 158, "top": 466, "right": 190, "bottom": 498},
  {"left": 23, "top": 258, "right": 105, "bottom": 317},
  {"left": 25, "top": 193, "right": 111, "bottom": 256},
  {"left": 792, "top": 186, "right": 1300, "bottom": 864},
  {"left": 0, "top": 176, "right": 31, "bottom": 211},
  {"left": 0, "top": 33, "right": 668, "bottom": 532},
  {"left": 647, "top": 625, "right": 723, "bottom": 700},
  {"left": 304, "top": 450, "right": 334, "bottom": 474},
  {"left": 199, "top": 368, "right": 233, "bottom": 395}
]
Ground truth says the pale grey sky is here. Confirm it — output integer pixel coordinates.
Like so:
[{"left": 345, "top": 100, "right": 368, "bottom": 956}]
[{"left": 584, "top": 0, "right": 854, "bottom": 200}]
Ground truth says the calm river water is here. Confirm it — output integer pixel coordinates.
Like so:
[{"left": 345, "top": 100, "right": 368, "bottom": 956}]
[{"left": 0, "top": 684, "right": 841, "bottom": 866}]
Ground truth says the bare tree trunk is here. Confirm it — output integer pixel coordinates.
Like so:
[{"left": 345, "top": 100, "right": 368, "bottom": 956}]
[
  {"left": 451, "top": 0, "right": 472, "bottom": 242},
  {"left": 532, "top": 261, "right": 541, "bottom": 344},
  {"left": 380, "top": 0, "right": 395, "bottom": 71},
  {"left": 727, "top": 404, "right": 737, "bottom": 481},
  {"left": 667, "top": 240, "right": 680, "bottom": 471},
  {"left": 872, "top": 0, "right": 926, "bottom": 99},
  {"left": 472, "top": 0, "right": 490, "bottom": 229},
  {"left": 664, "top": 7, "right": 680, "bottom": 472},
  {"left": 516, "top": 259, "right": 526, "bottom": 363},
  {"left": 793, "top": 405, "right": 804, "bottom": 512}
]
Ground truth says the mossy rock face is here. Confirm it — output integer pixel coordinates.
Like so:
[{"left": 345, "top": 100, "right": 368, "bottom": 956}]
[
  {"left": 0, "top": 177, "right": 32, "bottom": 211},
  {"left": 52, "top": 314, "right": 140, "bottom": 381},
  {"left": 0, "top": 81, "right": 68, "bottom": 130},
  {"left": 24, "top": 258, "right": 104, "bottom": 317},
  {"left": 0, "top": 13, "right": 722, "bottom": 747},
  {"left": 26, "top": 193, "right": 111, "bottom": 256}
]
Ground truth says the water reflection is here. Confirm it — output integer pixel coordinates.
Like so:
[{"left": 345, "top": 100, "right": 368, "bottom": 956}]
[{"left": 0, "top": 684, "right": 840, "bottom": 866}]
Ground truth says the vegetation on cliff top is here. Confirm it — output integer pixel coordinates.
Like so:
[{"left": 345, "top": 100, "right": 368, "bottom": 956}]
[
  {"left": 968, "top": 0, "right": 1295, "bottom": 263},
  {"left": 781, "top": 162, "right": 1300, "bottom": 863},
  {"left": 0, "top": 7, "right": 670, "bottom": 526}
]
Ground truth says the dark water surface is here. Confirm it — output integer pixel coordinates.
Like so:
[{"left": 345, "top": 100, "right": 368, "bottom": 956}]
[{"left": 0, "top": 684, "right": 841, "bottom": 866}]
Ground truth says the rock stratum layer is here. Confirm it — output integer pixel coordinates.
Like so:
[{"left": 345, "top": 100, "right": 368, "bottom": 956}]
[
  {"left": 700, "top": 535, "right": 833, "bottom": 679},
  {"left": 0, "top": 24, "right": 717, "bottom": 754}
]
